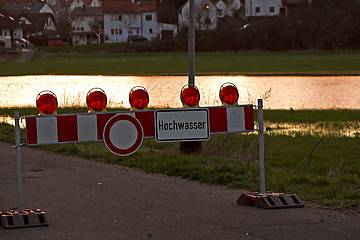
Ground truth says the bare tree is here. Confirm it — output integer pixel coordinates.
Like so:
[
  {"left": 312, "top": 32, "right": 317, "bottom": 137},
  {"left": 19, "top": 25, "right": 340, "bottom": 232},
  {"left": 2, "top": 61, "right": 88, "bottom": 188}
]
[
  {"left": 181, "top": 0, "right": 218, "bottom": 31},
  {"left": 89, "top": 17, "right": 104, "bottom": 43},
  {"left": 56, "top": 9, "right": 72, "bottom": 41},
  {"left": 123, "top": 13, "right": 139, "bottom": 39},
  {"left": 194, "top": 2, "right": 215, "bottom": 30}
]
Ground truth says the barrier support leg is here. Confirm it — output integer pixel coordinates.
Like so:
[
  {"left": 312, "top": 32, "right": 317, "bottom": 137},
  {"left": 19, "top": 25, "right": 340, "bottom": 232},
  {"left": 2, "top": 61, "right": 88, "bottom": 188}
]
[
  {"left": 15, "top": 111, "right": 23, "bottom": 213},
  {"left": 0, "top": 111, "right": 49, "bottom": 229},
  {"left": 236, "top": 100, "right": 305, "bottom": 209},
  {"left": 258, "top": 99, "right": 266, "bottom": 194}
]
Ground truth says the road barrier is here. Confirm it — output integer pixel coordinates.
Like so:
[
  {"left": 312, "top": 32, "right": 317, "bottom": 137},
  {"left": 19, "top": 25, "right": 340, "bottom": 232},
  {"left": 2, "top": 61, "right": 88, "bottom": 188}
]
[
  {"left": 1, "top": 83, "right": 303, "bottom": 229},
  {"left": 25, "top": 105, "right": 254, "bottom": 148}
]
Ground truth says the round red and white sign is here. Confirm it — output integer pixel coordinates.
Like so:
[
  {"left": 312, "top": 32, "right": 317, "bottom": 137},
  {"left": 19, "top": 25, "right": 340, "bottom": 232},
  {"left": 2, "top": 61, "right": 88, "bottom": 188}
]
[{"left": 103, "top": 114, "right": 143, "bottom": 156}]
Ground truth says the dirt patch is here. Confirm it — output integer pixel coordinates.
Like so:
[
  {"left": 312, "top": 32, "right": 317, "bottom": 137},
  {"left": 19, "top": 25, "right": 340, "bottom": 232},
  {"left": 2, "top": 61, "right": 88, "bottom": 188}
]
[{"left": 15, "top": 48, "right": 35, "bottom": 62}]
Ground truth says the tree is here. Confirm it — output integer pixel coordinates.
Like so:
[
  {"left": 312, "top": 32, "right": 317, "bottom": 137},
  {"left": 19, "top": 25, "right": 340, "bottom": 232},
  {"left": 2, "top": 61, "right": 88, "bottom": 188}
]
[
  {"left": 123, "top": 13, "right": 139, "bottom": 37},
  {"left": 56, "top": 9, "right": 71, "bottom": 41},
  {"left": 89, "top": 17, "right": 104, "bottom": 43},
  {"left": 194, "top": 1, "right": 217, "bottom": 31}
]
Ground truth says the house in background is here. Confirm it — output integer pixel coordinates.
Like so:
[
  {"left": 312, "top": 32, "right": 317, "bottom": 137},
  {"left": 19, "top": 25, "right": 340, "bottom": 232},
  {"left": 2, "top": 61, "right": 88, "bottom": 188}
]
[
  {"left": 67, "top": 0, "right": 101, "bottom": 13},
  {"left": 102, "top": 0, "right": 177, "bottom": 43},
  {"left": 244, "top": 0, "right": 285, "bottom": 17},
  {"left": 157, "top": 21, "right": 177, "bottom": 40},
  {"left": 0, "top": 6, "right": 23, "bottom": 41},
  {"left": 71, "top": 5, "right": 102, "bottom": 45},
  {"left": 45, "top": 0, "right": 67, "bottom": 20},
  {"left": 18, "top": 12, "right": 57, "bottom": 38},
  {"left": 245, "top": 0, "right": 312, "bottom": 17},
  {"left": 216, "top": 0, "right": 231, "bottom": 18}
]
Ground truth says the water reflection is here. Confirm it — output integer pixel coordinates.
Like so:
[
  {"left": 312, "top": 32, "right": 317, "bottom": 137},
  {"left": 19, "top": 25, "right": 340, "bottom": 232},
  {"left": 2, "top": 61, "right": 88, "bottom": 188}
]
[
  {"left": 0, "top": 115, "right": 26, "bottom": 129},
  {"left": 0, "top": 75, "right": 359, "bottom": 109},
  {"left": 264, "top": 121, "right": 360, "bottom": 138}
]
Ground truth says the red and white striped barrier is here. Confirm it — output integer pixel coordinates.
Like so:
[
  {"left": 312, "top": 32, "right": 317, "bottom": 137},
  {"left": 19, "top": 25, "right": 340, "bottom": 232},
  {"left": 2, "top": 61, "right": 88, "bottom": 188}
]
[
  {"left": 25, "top": 105, "right": 254, "bottom": 147},
  {"left": 26, "top": 111, "right": 154, "bottom": 146}
]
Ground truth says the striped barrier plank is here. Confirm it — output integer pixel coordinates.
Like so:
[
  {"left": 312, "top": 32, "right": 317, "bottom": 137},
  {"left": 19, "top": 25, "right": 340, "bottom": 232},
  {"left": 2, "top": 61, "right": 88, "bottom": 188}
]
[{"left": 25, "top": 105, "right": 254, "bottom": 146}]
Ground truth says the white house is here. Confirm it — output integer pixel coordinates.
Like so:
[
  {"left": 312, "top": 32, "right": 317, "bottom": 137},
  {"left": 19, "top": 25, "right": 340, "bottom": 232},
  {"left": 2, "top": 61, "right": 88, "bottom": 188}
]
[
  {"left": 67, "top": 0, "right": 101, "bottom": 13},
  {"left": 215, "top": 0, "right": 231, "bottom": 18},
  {"left": 245, "top": 0, "right": 286, "bottom": 17},
  {"left": 0, "top": 7, "right": 23, "bottom": 42},
  {"left": 45, "top": 0, "right": 68, "bottom": 20},
  {"left": 2, "top": 2, "right": 57, "bottom": 39},
  {"left": 178, "top": 0, "right": 218, "bottom": 31},
  {"left": 102, "top": 0, "right": 177, "bottom": 43},
  {"left": 71, "top": 6, "right": 103, "bottom": 45},
  {"left": 19, "top": 13, "right": 57, "bottom": 38}
]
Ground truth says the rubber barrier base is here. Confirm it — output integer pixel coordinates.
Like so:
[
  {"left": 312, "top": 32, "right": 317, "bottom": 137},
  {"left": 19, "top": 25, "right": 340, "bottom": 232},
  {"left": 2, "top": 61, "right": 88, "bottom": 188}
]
[
  {"left": 237, "top": 192, "right": 305, "bottom": 209},
  {"left": 1, "top": 209, "right": 48, "bottom": 229}
]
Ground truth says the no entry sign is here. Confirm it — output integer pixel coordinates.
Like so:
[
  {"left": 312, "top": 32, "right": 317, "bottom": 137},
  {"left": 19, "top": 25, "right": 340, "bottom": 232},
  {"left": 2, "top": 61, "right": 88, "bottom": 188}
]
[
  {"left": 103, "top": 114, "right": 143, "bottom": 156},
  {"left": 155, "top": 108, "right": 209, "bottom": 142}
]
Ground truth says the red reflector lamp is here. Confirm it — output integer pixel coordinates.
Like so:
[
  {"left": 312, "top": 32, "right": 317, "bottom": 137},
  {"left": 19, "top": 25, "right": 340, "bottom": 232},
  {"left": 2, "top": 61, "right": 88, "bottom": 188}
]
[
  {"left": 36, "top": 90, "right": 58, "bottom": 114},
  {"left": 219, "top": 82, "right": 239, "bottom": 105},
  {"left": 180, "top": 84, "right": 200, "bottom": 107},
  {"left": 86, "top": 88, "right": 107, "bottom": 112},
  {"left": 129, "top": 86, "right": 149, "bottom": 110}
]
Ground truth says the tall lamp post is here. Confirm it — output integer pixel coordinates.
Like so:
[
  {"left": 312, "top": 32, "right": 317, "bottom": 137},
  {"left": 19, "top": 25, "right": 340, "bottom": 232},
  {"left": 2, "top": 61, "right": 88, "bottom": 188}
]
[
  {"left": 179, "top": 0, "right": 202, "bottom": 153},
  {"left": 188, "top": 0, "right": 195, "bottom": 86}
]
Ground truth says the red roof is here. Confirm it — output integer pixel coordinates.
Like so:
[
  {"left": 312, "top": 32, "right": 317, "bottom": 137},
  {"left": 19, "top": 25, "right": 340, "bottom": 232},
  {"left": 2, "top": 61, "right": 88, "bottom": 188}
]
[{"left": 102, "top": 0, "right": 157, "bottom": 13}]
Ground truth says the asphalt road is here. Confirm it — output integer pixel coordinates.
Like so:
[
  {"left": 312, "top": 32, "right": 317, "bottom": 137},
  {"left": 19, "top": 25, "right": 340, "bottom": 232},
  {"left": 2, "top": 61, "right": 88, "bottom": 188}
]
[{"left": 1, "top": 142, "right": 359, "bottom": 240}]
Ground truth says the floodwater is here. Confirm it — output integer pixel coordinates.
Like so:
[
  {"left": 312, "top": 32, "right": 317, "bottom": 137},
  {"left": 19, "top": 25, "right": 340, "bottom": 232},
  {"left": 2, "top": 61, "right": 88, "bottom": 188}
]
[
  {"left": 0, "top": 75, "right": 359, "bottom": 109},
  {"left": 1, "top": 75, "right": 359, "bottom": 137}
]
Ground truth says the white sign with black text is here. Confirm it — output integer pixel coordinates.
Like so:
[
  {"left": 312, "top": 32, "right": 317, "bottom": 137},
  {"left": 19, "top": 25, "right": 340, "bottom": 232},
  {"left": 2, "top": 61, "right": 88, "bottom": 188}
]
[{"left": 155, "top": 108, "right": 209, "bottom": 142}]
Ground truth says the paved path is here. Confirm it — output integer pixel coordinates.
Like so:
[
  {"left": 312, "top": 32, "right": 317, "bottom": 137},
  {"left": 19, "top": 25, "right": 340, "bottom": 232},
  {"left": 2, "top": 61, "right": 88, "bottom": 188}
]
[
  {"left": 15, "top": 48, "right": 35, "bottom": 63},
  {"left": 1, "top": 142, "right": 359, "bottom": 240}
]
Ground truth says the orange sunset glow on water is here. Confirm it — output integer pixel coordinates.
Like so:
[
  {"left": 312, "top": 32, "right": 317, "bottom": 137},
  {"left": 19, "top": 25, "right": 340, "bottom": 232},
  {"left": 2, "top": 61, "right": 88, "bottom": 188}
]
[{"left": 0, "top": 75, "right": 359, "bottom": 109}]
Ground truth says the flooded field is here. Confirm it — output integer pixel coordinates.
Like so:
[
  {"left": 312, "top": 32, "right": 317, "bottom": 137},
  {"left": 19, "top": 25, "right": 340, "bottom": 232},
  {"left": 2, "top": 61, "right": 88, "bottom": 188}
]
[{"left": 1, "top": 75, "right": 359, "bottom": 138}]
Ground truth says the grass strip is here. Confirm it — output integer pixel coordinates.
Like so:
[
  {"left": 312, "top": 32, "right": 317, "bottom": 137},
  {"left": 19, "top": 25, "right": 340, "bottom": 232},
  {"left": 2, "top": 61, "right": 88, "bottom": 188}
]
[{"left": 1, "top": 51, "right": 360, "bottom": 76}]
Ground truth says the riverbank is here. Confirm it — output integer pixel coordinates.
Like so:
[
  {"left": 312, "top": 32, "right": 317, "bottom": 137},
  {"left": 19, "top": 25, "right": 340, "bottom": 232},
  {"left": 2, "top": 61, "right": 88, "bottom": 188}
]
[{"left": 1, "top": 50, "right": 360, "bottom": 76}]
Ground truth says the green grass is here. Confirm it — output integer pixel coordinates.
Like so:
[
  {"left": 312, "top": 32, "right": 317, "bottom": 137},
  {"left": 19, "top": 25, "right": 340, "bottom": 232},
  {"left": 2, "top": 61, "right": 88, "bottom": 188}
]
[
  {"left": 263, "top": 109, "right": 360, "bottom": 122},
  {"left": 1, "top": 108, "right": 359, "bottom": 209},
  {"left": 1, "top": 50, "right": 360, "bottom": 76}
]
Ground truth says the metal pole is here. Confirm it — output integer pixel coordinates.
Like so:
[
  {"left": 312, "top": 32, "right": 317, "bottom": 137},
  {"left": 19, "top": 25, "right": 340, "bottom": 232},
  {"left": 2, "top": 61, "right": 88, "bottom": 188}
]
[
  {"left": 180, "top": 0, "right": 200, "bottom": 153},
  {"left": 15, "top": 111, "right": 23, "bottom": 213},
  {"left": 188, "top": 0, "right": 195, "bottom": 85},
  {"left": 258, "top": 99, "right": 266, "bottom": 195}
]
